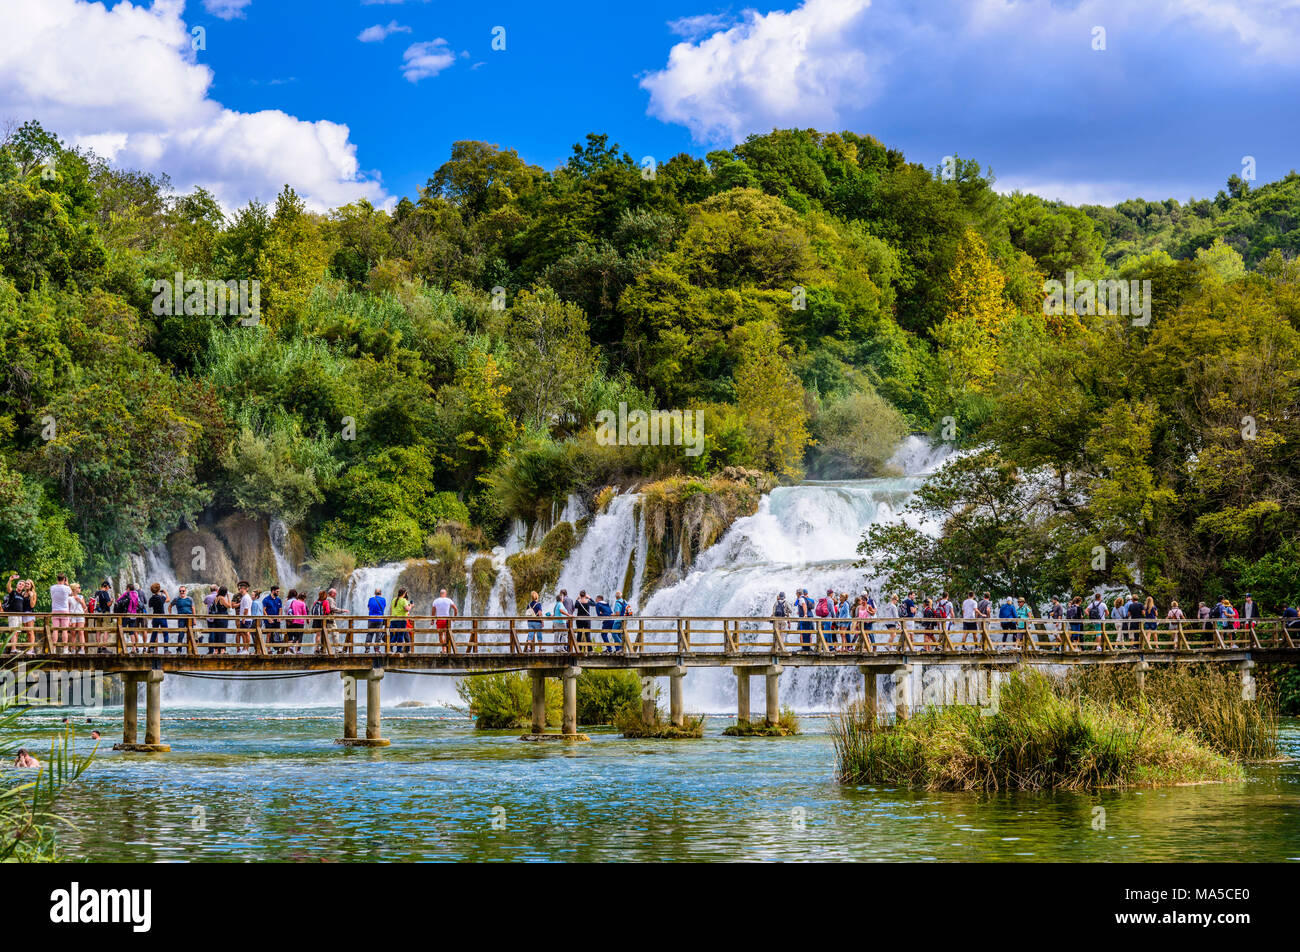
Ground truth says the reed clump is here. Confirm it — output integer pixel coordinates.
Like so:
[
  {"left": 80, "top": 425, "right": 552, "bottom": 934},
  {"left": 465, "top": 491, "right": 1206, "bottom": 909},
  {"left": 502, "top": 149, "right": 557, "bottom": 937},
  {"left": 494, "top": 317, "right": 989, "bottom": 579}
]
[
  {"left": 723, "top": 707, "right": 801, "bottom": 736},
  {"left": 833, "top": 670, "right": 1244, "bottom": 791},
  {"left": 615, "top": 707, "right": 705, "bottom": 739},
  {"left": 1061, "top": 663, "right": 1278, "bottom": 760}
]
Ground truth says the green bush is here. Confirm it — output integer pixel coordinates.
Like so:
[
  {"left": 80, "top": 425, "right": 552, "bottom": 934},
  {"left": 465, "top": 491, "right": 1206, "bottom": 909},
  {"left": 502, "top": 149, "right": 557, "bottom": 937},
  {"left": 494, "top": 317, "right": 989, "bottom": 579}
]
[
  {"left": 576, "top": 669, "right": 642, "bottom": 725},
  {"left": 456, "top": 672, "right": 560, "bottom": 730}
]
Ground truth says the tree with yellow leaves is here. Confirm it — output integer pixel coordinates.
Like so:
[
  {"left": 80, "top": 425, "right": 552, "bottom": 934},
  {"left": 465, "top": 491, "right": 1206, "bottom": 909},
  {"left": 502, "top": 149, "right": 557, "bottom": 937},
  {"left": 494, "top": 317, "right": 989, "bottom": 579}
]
[
  {"left": 933, "top": 228, "right": 1009, "bottom": 394},
  {"left": 734, "top": 322, "right": 811, "bottom": 478}
]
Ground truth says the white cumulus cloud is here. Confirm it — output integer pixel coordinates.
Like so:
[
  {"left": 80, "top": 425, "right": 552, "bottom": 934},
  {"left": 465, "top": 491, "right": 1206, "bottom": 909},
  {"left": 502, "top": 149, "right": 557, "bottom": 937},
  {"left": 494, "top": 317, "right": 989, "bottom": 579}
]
[
  {"left": 358, "top": 20, "right": 411, "bottom": 43},
  {"left": 203, "top": 0, "right": 252, "bottom": 20},
  {"left": 401, "top": 39, "right": 456, "bottom": 82},
  {"left": 642, "top": 0, "right": 874, "bottom": 144},
  {"left": 0, "top": 0, "right": 386, "bottom": 212}
]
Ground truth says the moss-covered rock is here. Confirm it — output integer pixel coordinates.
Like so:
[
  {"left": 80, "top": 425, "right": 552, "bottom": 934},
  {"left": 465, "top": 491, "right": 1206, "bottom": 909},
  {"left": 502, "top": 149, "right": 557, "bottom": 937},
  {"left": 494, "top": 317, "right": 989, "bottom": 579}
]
[
  {"left": 638, "top": 469, "right": 773, "bottom": 597},
  {"left": 505, "top": 521, "right": 576, "bottom": 599}
]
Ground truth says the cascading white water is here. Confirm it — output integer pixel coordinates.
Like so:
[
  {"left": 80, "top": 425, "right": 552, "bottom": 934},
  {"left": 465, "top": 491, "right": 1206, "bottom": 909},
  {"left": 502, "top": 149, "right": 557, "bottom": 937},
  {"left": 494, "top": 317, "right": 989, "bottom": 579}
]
[
  {"left": 642, "top": 436, "right": 952, "bottom": 712},
  {"left": 554, "top": 493, "right": 642, "bottom": 605},
  {"left": 268, "top": 518, "right": 300, "bottom": 589}
]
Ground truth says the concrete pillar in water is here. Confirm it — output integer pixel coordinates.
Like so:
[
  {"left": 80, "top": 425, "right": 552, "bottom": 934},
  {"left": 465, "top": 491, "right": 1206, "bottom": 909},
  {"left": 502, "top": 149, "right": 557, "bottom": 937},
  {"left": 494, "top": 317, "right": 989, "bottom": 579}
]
[
  {"left": 639, "top": 668, "right": 658, "bottom": 725},
  {"left": 668, "top": 665, "right": 686, "bottom": 727},
  {"left": 366, "top": 669, "right": 385, "bottom": 743},
  {"left": 119, "top": 674, "right": 138, "bottom": 747},
  {"left": 732, "top": 667, "right": 751, "bottom": 724},
  {"left": 1240, "top": 659, "right": 1256, "bottom": 701},
  {"left": 562, "top": 666, "right": 580, "bottom": 735},
  {"left": 336, "top": 669, "right": 389, "bottom": 746},
  {"left": 144, "top": 670, "right": 167, "bottom": 750},
  {"left": 531, "top": 670, "right": 548, "bottom": 734},
  {"left": 890, "top": 664, "right": 913, "bottom": 721},
  {"left": 114, "top": 672, "right": 169, "bottom": 752},
  {"left": 340, "top": 672, "right": 358, "bottom": 740},
  {"left": 764, "top": 664, "right": 782, "bottom": 726},
  {"left": 857, "top": 666, "right": 880, "bottom": 724}
]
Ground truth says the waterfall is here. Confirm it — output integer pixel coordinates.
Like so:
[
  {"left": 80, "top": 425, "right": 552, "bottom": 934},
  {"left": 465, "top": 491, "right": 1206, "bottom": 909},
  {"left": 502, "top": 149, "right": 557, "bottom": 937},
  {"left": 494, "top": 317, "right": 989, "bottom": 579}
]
[
  {"left": 554, "top": 493, "right": 641, "bottom": 604},
  {"left": 642, "top": 436, "right": 953, "bottom": 712},
  {"left": 343, "top": 561, "right": 409, "bottom": 616},
  {"left": 117, "top": 543, "right": 181, "bottom": 595},
  {"left": 268, "top": 518, "right": 300, "bottom": 589}
]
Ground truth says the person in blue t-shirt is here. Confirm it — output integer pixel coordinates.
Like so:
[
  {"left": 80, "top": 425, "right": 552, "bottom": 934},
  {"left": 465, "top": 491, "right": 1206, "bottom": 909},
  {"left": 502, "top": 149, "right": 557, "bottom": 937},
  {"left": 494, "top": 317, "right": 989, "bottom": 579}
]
[
  {"left": 366, "top": 589, "right": 387, "bottom": 651},
  {"left": 610, "top": 591, "right": 631, "bottom": 652},
  {"left": 262, "top": 585, "right": 283, "bottom": 643}
]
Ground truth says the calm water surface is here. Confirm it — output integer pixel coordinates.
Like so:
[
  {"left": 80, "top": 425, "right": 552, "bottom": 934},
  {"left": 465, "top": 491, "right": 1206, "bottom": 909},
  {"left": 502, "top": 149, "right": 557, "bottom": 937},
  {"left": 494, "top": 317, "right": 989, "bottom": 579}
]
[{"left": 14, "top": 709, "right": 1300, "bottom": 861}]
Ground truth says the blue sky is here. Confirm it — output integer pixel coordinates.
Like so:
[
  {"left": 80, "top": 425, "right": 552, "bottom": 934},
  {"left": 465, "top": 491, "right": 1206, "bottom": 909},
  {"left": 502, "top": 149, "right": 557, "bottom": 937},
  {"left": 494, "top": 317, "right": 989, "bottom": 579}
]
[{"left": 3, "top": 0, "right": 1300, "bottom": 211}]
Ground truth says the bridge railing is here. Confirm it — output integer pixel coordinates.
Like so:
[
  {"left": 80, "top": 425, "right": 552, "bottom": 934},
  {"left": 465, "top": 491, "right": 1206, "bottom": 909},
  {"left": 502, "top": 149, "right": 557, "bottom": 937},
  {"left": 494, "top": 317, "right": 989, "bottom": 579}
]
[{"left": 2, "top": 611, "right": 1296, "bottom": 658}]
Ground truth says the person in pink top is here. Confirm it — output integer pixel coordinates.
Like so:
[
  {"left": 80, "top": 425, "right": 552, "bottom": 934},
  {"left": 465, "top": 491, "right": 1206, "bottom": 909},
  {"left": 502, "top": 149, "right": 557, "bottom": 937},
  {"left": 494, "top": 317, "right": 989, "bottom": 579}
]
[{"left": 286, "top": 588, "right": 308, "bottom": 654}]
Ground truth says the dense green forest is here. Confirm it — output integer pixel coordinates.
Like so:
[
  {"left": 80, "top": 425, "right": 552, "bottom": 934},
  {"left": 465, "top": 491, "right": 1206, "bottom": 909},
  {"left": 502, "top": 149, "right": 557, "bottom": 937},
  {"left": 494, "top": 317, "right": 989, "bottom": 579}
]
[{"left": 2, "top": 119, "right": 1299, "bottom": 608}]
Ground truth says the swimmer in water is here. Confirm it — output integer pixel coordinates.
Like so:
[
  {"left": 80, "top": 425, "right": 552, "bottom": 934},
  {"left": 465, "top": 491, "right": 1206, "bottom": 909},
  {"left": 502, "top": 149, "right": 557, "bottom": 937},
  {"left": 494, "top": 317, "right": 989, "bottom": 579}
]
[{"left": 14, "top": 749, "right": 39, "bottom": 768}]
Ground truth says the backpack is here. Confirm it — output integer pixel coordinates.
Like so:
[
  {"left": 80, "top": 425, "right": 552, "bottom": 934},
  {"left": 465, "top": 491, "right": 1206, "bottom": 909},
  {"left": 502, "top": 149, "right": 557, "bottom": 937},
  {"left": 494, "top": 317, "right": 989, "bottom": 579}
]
[
  {"left": 937, "top": 603, "right": 951, "bottom": 619},
  {"left": 772, "top": 599, "right": 788, "bottom": 617},
  {"left": 113, "top": 592, "right": 132, "bottom": 614},
  {"left": 815, "top": 597, "right": 830, "bottom": 617},
  {"left": 310, "top": 600, "right": 324, "bottom": 616},
  {"left": 1087, "top": 601, "right": 1102, "bottom": 620},
  {"left": 95, "top": 590, "right": 112, "bottom": 613}
]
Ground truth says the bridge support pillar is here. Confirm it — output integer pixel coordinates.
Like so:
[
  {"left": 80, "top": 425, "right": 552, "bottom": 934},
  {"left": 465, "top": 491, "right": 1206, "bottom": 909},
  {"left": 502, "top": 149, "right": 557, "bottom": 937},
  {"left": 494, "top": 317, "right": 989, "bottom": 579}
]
[
  {"left": 341, "top": 672, "right": 357, "bottom": 739},
  {"left": 668, "top": 665, "right": 686, "bottom": 727},
  {"left": 562, "top": 666, "right": 580, "bottom": 735},
  {"left": 1240, "top": 659, "right": 1256, "bottom": 702},
  {"left": 114, "top": 671, "right": 169, "bottom": 752},
  {"left": 1135, "top": 660, "right": 1150, "bottom": 693},
  {"left": 366, "top": 670, "right": 386, "bottom": 743},
  {"left": 857, "top": 666, "right": 880, "bottom": 725},
  {"left": 764, "top": 665, "right": 782, "bottom": 727},
  {"left": 638, "top": 668, "right": 658, "bottom": 725},
  {"left": 336, "top": 670, "right": 389, "bottom": 747},
  {"left": 531, "top": 671, "right": 548, "bottom": 734},
  {"left": 732, "top": 667, "right": 751, "bottom": 724},
  {"left": 890, "top": 664, "right": 913, "bottom": 721},
  {"left": 120, "top": 674, "right": 137, "bottom": 746}
]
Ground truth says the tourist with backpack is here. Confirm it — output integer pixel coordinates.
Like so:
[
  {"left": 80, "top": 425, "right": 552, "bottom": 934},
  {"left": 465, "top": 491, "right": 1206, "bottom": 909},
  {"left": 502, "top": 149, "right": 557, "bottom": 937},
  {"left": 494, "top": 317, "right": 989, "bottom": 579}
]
[
  {"left": 611, "top": 590, "right": 631, "bottom": 652},
  {"left": 816, "top": 589, "right": 834, "bottom": 648},
  {"left": 525, "top": 590, "right": 545, "bottom": 653},
  {"left": 310, "top": 590, "right": 329, "bottom": 653}
]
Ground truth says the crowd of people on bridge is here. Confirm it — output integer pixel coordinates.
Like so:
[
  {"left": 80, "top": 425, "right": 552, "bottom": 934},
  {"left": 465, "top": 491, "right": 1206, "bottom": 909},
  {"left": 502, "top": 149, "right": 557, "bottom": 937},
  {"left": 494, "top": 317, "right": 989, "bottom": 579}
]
[
  {"left": 2, "top": 572, "right": 352, "bottom": 655},
  {"left": 770, "top": 587, "right": 1300, "bottom": 650},
  {"left": 1, "top": 573, "right": 642, "bottom": 656},
  {"left": 5, "top": 568, "right": 1299, "bottom": 656}
]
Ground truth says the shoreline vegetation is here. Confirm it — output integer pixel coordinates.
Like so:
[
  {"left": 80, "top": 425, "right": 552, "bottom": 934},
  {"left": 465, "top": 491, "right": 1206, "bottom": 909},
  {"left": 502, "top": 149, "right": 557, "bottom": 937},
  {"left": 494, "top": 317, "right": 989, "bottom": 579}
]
[{"left": 832, "top": 666, "right": 1275, "bottom": 791}]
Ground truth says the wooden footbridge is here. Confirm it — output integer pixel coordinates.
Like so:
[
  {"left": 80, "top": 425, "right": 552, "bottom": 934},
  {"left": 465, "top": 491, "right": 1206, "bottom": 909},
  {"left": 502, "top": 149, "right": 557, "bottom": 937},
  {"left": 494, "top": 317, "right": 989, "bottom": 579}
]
[{"left": 4, "top": 613, "right": 1295, "bottom": 751}]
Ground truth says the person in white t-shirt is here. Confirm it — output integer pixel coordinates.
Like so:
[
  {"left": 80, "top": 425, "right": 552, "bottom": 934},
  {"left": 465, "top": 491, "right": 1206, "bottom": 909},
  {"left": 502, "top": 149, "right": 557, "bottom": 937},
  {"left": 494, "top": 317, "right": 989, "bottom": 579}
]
[
  {"left": 50, "top": 574, "right": 72, "bottom": 652},
  {"left": 431, "top": 589, "right": 457, "bottom": 652},
  {"left": 236, "top": 580, "right": 254, "bottom": 653},
  {"left": 961, "top": 591, "right": 979, "bottom": 644}
]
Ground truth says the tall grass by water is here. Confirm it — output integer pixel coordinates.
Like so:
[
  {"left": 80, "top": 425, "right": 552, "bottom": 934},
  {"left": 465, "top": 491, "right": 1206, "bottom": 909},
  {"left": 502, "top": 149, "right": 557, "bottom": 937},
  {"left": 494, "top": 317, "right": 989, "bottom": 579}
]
[
  {"left": 833, "top": 670, "right": 1248, "bottom": 791},
  {"left": 1062, "top": 663, "right": 1278, "bottom": 761}
]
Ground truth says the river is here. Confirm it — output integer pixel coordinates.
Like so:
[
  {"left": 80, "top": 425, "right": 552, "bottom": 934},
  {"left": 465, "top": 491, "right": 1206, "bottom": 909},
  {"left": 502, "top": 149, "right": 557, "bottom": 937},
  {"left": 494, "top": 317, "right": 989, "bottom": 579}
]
[{"left": 26, "top": 709, "right": 1300, "bottom": 862}]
